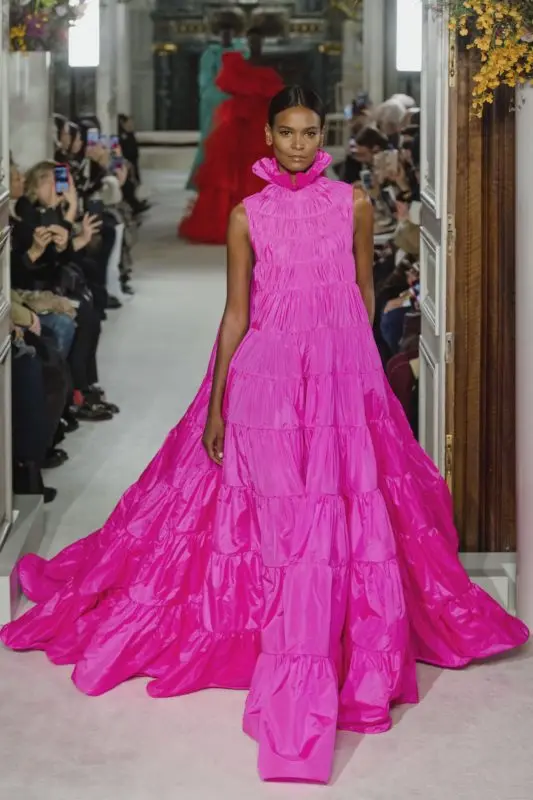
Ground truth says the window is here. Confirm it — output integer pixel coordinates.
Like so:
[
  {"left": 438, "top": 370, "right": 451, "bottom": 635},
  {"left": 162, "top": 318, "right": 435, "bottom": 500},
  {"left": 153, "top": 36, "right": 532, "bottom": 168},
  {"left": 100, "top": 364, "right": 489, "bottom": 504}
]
[
  {"left": 396, "top": 0, "right": 423, "bottom": 72},
  {"left": 68, "top": 0, "right": 100, "bottom": 68}
]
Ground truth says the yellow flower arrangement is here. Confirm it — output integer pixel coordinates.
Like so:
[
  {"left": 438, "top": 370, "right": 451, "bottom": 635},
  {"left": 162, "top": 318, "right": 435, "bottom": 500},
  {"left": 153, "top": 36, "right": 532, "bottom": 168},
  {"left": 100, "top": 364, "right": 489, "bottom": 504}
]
[
  {"left": 10, "top": 23, "right": 27, "bottom": 53},
  {"left": 437, "top": 1, "right": 533, "bottom": 116},
  {"left": 9, "top": 0, "right": 86, "bottom": 52}
]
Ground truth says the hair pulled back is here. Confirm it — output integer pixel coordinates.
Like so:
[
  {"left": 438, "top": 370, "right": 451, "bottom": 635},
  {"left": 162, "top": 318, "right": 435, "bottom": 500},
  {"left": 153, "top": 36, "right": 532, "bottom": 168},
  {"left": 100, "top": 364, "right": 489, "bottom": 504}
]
[{"left": 268, "top": 85, "right": 326, "bottom": 128}]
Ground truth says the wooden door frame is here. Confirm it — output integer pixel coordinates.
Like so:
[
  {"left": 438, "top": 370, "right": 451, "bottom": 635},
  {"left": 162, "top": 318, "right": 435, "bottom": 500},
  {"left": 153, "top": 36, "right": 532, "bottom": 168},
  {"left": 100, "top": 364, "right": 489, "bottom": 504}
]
[{"left": 446, "top": 37, "right": 517, "bottom": 552}]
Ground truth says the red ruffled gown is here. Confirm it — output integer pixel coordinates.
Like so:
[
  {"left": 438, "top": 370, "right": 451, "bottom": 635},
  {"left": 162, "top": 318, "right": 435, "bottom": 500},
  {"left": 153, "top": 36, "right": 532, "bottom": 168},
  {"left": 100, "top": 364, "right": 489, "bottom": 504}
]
[{"left": 179, "top": 52, "right": 284, "bottom": 244}]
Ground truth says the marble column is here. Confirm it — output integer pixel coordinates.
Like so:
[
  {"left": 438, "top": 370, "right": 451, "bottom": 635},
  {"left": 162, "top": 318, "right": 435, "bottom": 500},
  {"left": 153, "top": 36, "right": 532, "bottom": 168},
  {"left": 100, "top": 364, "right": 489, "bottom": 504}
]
[
  {"left": 129, "top": 0, "right": 155, "bottom": 130},
  {"left": 363, "top": 0, "right": 385, "bottom": 105},
  {"left": 116, "top": 2, "right": 132, "bottom": 115},
  {"left": 342, "top": 19, "right": 363, "bottom": 107},
  {"left": 515, "top": 83, "right": 533, "bottom": 630},
  {"left": 96, "top": 0, "right": 118, "bottom": 134}
]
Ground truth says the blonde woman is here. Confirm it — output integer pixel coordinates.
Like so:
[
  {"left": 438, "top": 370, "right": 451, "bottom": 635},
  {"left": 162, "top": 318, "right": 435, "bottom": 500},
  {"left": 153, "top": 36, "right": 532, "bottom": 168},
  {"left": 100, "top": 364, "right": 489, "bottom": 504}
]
[{"left": 11, "top": 161, "right": 115, "bottom": 422}]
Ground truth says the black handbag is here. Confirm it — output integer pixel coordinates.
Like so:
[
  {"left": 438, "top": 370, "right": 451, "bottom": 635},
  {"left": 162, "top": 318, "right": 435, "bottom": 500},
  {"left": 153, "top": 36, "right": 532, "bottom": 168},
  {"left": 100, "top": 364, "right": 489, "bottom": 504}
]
[{"left": 57, "top": 262, "right": 92, "bottom": 303}]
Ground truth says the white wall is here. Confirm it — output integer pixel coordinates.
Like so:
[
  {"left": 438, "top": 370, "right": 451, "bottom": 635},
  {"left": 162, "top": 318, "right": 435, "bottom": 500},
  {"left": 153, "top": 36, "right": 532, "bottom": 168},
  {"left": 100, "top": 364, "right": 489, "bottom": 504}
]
[
  {"left": 515, "top": 83, "right": 533, "bottom": 630},
  {"left": 8, "top": 53, "right": 52, "bottom": 170}
]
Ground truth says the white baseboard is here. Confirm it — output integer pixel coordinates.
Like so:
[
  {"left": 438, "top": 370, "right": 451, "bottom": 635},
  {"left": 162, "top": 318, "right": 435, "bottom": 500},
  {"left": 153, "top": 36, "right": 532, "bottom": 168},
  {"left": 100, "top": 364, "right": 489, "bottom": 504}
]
[
  {"left": 137, "top": 131, "right": 200, "bottom": 147},
  {"left": 460, "top": 552, "right": 516, "bottom": 612},
  {"left": 0, "top": 495, "right": 45, "bottom": 625}
]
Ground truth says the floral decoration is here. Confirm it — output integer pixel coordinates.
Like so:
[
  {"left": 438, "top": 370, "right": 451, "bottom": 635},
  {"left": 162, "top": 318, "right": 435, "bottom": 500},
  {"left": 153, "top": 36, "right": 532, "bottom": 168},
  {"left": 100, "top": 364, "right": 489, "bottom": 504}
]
[
  {"left": 9, "top": 0, "right": 86, "bottom": 53},
  {"left": 432, "top": 1, "right": 533, "bottom": 115}
]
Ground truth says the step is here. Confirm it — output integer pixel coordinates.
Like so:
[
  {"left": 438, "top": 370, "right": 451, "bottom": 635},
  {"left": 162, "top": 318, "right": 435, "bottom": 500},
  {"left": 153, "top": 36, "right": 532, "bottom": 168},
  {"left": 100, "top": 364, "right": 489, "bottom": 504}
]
[
  {"left": 460, "top": 552, "right": 516, "bottom": 613},
  {"left": 0, "top": 495, "right": 45, "bottom": 625},
  {"left": 137, "top": 130, "right": 199, "bottom": 147},
  {"left": 140, "top": 146, "right": 196, "bottom": 172},
  {"left": 468, "top": 570, "right": 513, "bottom": 612}
]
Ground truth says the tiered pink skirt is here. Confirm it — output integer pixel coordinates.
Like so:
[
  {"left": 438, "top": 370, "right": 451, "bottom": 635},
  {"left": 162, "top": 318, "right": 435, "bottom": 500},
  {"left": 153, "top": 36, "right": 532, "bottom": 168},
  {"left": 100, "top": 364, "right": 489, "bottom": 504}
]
[{"left": 1, "top": 284, "right": 528, "bottom": 783}]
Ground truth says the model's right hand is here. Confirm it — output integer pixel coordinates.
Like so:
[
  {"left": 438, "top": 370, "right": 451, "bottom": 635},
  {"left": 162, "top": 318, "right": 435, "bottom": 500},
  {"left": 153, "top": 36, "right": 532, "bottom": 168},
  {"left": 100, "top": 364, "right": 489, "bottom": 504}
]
[{"left": 202, "top": 414, "right": 225, "bottom": 466}]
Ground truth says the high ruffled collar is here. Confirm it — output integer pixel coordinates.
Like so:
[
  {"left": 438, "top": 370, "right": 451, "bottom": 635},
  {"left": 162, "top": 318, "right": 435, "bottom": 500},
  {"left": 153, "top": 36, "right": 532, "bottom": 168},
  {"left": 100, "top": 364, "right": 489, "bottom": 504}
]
[{"left": 252, "top": 150, "right": 332, "bottom": 191}]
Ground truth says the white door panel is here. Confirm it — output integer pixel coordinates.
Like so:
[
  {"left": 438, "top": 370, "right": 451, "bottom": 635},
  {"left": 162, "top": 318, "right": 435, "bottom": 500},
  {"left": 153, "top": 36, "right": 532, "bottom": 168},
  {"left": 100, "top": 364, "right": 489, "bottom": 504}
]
[{"left": 419, "top": 0, "right": 449, "bottom": 474}]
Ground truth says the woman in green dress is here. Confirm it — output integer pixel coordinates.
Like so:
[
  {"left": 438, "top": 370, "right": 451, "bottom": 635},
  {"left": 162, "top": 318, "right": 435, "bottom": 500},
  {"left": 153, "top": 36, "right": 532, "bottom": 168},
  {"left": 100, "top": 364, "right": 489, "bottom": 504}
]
[{"left": 187, "top": 26, "right": 248, "bottom": 190}]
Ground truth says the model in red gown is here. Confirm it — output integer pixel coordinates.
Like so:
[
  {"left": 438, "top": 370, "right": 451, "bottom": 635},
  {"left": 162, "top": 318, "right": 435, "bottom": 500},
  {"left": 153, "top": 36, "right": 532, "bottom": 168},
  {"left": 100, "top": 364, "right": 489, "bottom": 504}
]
[{"left": 179, "top": 32, "right": 284, "bottom": 245}]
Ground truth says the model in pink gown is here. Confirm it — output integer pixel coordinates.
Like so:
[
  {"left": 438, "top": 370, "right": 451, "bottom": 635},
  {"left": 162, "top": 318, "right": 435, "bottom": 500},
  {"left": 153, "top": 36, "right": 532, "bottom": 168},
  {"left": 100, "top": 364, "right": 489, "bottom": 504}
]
[{"left": 1, "top": 150, "right": 528, "bottom": 783}]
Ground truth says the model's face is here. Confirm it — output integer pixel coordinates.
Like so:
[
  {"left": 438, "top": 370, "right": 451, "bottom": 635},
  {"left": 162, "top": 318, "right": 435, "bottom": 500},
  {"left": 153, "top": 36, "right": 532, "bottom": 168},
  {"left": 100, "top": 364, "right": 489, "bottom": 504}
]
[{"left": 266, "top": 106, "right": 323, "bottom": 174}]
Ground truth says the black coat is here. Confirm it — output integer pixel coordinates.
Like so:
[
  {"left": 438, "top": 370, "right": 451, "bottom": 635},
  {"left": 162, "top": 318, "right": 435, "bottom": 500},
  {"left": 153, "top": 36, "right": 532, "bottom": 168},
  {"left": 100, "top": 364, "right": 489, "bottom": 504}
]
[{"left": 11, "top": 198, "right": 73, "bottom": 291}]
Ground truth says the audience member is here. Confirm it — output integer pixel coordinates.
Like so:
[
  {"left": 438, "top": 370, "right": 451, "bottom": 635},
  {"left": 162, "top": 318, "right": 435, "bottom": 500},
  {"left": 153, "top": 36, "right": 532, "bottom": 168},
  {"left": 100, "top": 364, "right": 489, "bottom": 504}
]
[
  {"left": 8, "top": 109, "right": 145, "bottom": 502},
  {"left": 333, "top": 89, "right": 422, "bottom": 431},
  {"left": 118, "top": 114, "right": 141, "bottom": 185}
]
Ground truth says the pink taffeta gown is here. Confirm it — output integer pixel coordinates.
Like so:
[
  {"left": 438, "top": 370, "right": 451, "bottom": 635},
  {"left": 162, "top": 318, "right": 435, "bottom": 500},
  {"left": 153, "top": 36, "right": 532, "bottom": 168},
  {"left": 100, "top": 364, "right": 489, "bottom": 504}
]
[{"left": 1, "top": 151, "right": 528, "bottom": 783}]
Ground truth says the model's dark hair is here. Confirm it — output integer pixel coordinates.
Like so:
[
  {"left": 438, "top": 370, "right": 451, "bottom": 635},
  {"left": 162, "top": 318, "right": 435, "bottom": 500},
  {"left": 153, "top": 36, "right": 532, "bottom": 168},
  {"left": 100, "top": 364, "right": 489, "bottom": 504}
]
[
  {"left": 247, "top": 26, "right": 263, "bottom": 37},
  {"left": 268, "top": 85, "right": 326, "bottom": 128}
]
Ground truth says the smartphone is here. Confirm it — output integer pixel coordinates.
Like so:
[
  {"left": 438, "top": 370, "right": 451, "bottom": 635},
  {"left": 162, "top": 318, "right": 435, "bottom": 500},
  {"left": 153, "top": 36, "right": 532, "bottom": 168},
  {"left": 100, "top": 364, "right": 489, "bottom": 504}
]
[
  {"left": 109, "top": 135, "right": 124, "bottom": 170},
  {"left": 86, "top": 199, "right": 104, "bottom": 218},
  {"left": 40, "top": 208, "right": 57, "bottom": 226},
  {"left": 54, "top": 164, "right": 69, "bottom": 195},
  {"left": 360, "top": 169, "right": 373, "bottom": 191},
  {"left": 87, "top": 127, "right": 100, "bottom": 147},
  {"left": 383, "top": 185, "right": 397, "bottom": 213}
]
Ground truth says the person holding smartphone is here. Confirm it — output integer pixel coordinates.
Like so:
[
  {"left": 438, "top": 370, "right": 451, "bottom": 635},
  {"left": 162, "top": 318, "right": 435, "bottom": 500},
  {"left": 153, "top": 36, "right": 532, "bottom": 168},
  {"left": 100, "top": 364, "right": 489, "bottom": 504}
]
[
  {"left": 380, "top": 260, "right": 420, "bottom": 356},
  {"left": 118, "top": 113, "right": 141, "bottom": 184},
  {"left": 11, "top": 160, "right": 116, "bottom": 422}
]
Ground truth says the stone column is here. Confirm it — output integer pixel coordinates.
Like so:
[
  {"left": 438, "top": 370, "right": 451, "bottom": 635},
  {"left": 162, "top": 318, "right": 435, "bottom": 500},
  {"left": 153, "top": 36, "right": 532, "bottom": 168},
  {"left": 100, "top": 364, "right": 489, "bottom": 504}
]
[
  {"left": 129, "top": 0, "right": 155, "bottom": 130},
  {"left": 362, "top": 0, "right": 385, "bottom": 105},
  {"left": 96, "top": 0, "right": 118, "bottom": 134},
  {"left": 342, "top": 19, "right": 363, "bottom": 107},
  {"left": 515, "top": 83, "right": 533, "bottom": 630},
  {"left": 116, "top": 2, "right": 132, "bottom": 115}
]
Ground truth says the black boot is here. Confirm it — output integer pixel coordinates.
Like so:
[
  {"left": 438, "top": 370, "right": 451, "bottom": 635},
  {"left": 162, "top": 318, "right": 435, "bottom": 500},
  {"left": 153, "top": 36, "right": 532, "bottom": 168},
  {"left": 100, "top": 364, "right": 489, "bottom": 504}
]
[
  {"left": 43, "top": 448, "right": 69, "bottom": 469},
  {"left": 13, "top": 462, "right": 57, "bottom": 504}
]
